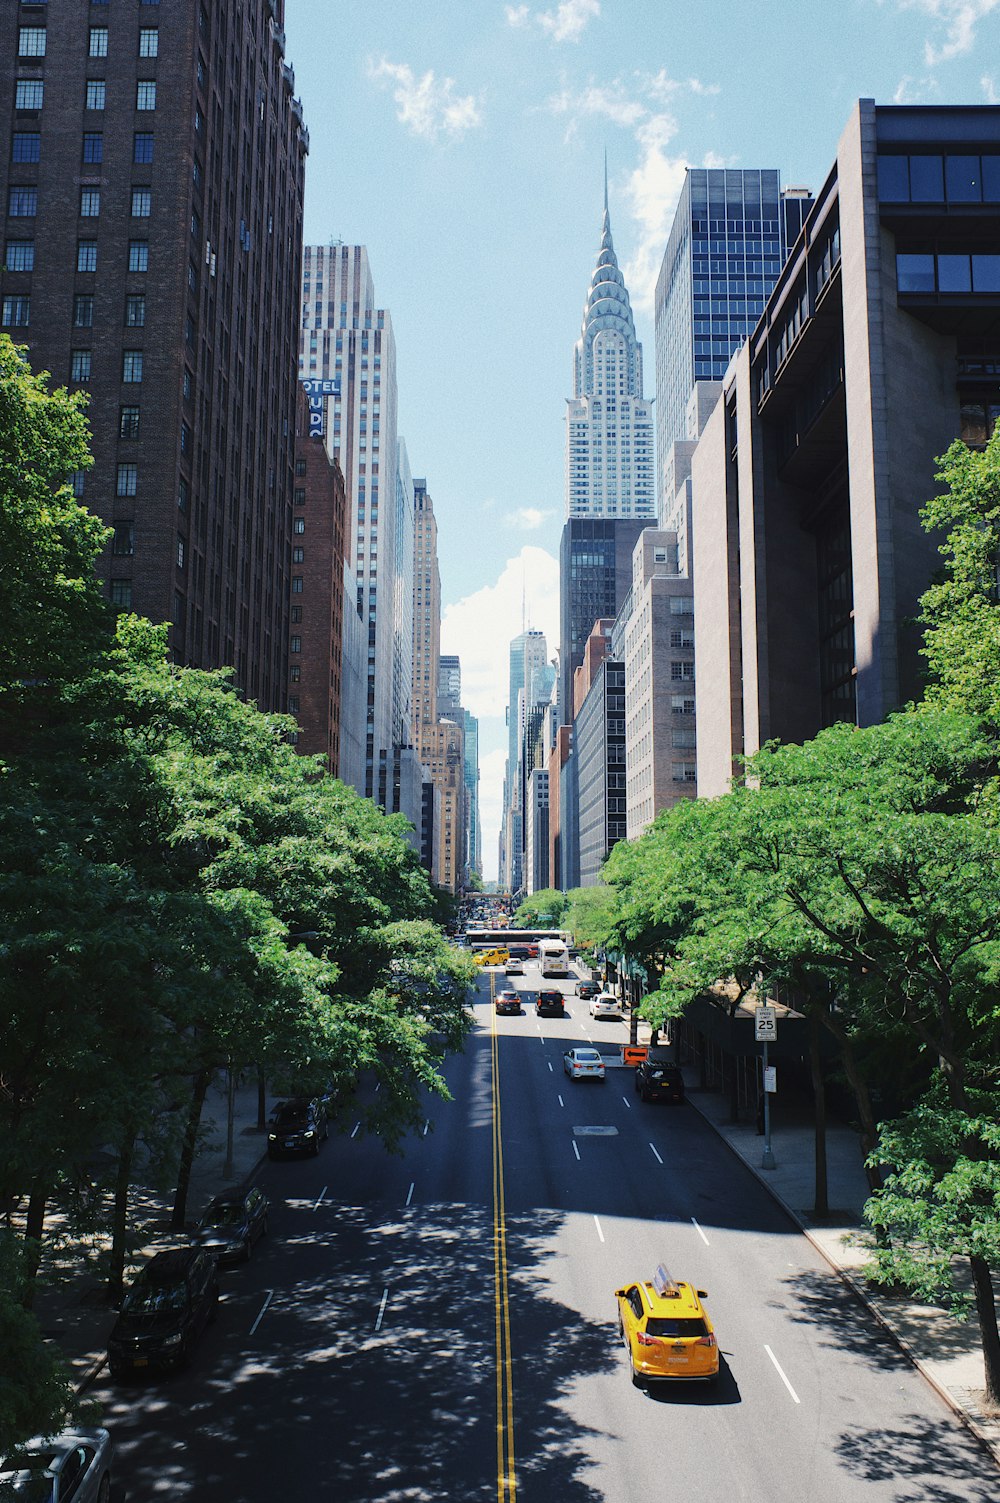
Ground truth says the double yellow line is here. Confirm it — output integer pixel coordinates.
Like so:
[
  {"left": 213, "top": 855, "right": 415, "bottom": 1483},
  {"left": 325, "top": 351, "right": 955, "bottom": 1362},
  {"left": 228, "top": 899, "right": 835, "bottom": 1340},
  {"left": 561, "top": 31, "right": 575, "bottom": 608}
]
[{"left": 490, "top": 970, "right": 517, "bottom": 1501}]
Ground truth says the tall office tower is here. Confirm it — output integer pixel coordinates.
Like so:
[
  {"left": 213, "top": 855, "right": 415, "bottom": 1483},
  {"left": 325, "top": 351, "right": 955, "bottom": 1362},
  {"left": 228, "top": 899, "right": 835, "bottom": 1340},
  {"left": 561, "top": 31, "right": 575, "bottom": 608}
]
[
  {"left": 565, "top": 179, "right": 656, "bottom": 519},
  {"left": 558, "top": 516, "right": 646, "bottom": 716},
  {"left": 506, "top": 630, "right": 549, "bottom": 796},
  {"left": 572, "top": 620, "right": 626, "bottom": 884},
  {"left": 411, "top": 480, "right": 465, "bottom": 893},
  {"left": 0, "top": 1, "right": 308, "bottom": 708},
  {"left": 501, "top": 629, "right": 550, "bottom": 895},
  {"left": 300, "top": 242, "right": 400, "bottom": 805},
  {"left": 654, "top": 170, "right": 812, "bottom": 487},
  {"left": 438, "top": 655, "right": 462, "bottom": 718},
  {"left": 463, "top": 708, "right": 481, "bottom": 879}
]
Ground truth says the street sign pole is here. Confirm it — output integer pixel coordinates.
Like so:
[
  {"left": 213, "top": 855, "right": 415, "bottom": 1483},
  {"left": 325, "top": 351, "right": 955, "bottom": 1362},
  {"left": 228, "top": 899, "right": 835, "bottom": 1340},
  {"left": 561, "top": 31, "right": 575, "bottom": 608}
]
[{"left": 761, "top": 1039, "right": 776, "bottom": 1169}]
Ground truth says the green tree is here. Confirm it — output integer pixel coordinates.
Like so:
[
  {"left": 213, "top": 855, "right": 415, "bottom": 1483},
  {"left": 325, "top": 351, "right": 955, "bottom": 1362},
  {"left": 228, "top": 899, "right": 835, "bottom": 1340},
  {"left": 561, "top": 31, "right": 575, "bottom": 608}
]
[
  {"left": 562, "top": 885, "right": 618, "bottom": 955},
  {"left": 0, "top": 1236, "right": 80, "bottom": 1456},
  {"left": 513, "top": 889, "right": 567, "bottom": 927}
]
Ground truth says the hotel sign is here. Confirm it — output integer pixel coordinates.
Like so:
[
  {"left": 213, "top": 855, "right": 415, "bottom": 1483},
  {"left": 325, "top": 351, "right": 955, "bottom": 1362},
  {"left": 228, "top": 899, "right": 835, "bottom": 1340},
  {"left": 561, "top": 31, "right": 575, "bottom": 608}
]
[{"left": 300, "top": 377, "right": 340, "bottom": 439}]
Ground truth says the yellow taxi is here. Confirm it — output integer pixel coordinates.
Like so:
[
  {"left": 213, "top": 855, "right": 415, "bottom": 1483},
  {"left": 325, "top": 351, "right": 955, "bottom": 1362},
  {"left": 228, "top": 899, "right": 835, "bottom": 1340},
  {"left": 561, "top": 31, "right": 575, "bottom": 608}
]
[
  {"left": 615, "top": 1265, "right": 719, "bottom": 1385},
  {"left": 476, "top": 947, "right": 509, "bottom": 967}
]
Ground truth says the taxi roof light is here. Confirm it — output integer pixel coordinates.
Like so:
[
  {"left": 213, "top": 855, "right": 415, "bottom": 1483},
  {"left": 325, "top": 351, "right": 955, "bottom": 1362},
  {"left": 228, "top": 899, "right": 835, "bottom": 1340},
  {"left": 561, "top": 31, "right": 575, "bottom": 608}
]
[{"left": 653, "top": 1264, "right": 680, "bottom": 1298}]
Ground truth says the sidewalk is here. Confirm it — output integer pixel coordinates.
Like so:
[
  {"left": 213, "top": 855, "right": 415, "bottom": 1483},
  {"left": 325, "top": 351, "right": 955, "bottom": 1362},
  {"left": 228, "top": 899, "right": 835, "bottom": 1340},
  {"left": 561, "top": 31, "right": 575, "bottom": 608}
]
[
  {"left": 684, "top": 1069, "right": 1000, "bottom": 1466},
  {"left": 32, "top": 1077, "right": 269, "bottom": 1392}
]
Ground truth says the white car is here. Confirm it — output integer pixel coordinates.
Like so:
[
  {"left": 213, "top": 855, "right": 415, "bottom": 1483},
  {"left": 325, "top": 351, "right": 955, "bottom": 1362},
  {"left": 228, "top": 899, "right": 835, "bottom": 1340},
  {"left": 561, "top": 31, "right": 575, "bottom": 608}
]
[
  {"left": 563, "top": 1047, "right": 606, "bottom": 1080},
  {"left": 0, "top": 1428, "right": 114, "bottom": 1502},
  {"left": 590, "top": 993, "right": 622, "bottom": 1019}
]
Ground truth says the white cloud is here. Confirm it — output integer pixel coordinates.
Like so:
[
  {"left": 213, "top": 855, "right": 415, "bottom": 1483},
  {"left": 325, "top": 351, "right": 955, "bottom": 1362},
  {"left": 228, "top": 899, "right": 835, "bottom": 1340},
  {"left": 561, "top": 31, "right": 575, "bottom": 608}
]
[
  {"left": 890, "top": 0, "right": 1000, "bottom": 65},
  {"left": 982, "top": 72, "right": 1000, "bottom": 100},
  {"left": 621, "top": 114, "right": 690, "bottom": 317},
  {"left": 548, "top": 82, "right": 647, "bottom": 127},
  {"left": 509, "top": 0, "right": 600, "bottom": 43},
  {"left": 368, "top": 58, "right": 483, "bottom": 141},
  {"left": 505, "top": 506, "right": 554, "bottom": 530},
  {"left": 441, "top": 547, "right": 559, "bottom": 722}
]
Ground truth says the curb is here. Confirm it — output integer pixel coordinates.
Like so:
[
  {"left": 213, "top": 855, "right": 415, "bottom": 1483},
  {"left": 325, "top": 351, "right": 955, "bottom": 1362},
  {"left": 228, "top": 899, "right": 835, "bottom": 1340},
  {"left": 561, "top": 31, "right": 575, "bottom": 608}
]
[{"left": 688, "top": 1093, "right": 1000, "bottom": 1472}]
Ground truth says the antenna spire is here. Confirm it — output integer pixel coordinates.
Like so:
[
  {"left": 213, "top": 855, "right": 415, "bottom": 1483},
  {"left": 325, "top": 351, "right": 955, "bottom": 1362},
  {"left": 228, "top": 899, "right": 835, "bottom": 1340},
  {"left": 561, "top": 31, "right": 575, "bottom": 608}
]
[{"left": 603, "top": 149, "right": 608, "bottom": 214}]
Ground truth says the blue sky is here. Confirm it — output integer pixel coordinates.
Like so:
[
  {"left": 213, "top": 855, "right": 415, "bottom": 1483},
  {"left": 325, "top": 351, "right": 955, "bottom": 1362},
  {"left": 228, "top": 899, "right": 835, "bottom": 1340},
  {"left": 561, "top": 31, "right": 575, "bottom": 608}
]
[{"left": 283, "top": 0, "right": 1000, "bottom": 876}]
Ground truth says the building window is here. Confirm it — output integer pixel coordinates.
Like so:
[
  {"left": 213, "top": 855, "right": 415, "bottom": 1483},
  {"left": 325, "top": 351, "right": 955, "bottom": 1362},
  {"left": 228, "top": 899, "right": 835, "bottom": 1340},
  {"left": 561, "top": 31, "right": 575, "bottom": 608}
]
[
  {"left": 136, "top": 81, "right": 157, "bottom": 111},
  {"left": 122, "top": 350, "right": 143, "bottom": 383},
  {"left": 291, "top": 606, "right": 302, "bottom": 623},
  {"left": 80, "top": 189, "right": 101, "bottom": 217},
  {"left": 176, "top": 535, "right": 185, "bottom": 569},
  {"left": 70, "top": 350, "right": 92, "bottom": 383},
  {"left": 125, "top": 294, "right": 145, "bottom": 327},
  {"left": 19, "top": 28, "right": 47, "bottom": 58},
  {"left": 12, "top": 133, "right": 41, "bottom": 164},
  {"left": 15, "top": 80, "right": 44, "bottom": 110},
  {"left": 293, "top": 487, "right": 305, "bottom": 505},
  {"left": 138, "top": 28, "right": 159, "bottom": 58},
  {"left": 112, "top": 522, "right": 134, "bottom": 556},
  {"left": 671, "top": 694, "right": 695, "bottom": 715},
  {"left": 128, "top": 241, "right": 149, "bottom": 272},
  {"left": 76, "top": 241, "right": 97, "bottom": 272},
  {"left": 292, "top": 547, "right": 305, "bottom": 563},
  {"left": 89, "top": 28, "right": 109, "bottom": 59},
  {"left": 2, "top": 296, "right": 30, "bottom": 327},
  {"left": 82, "top": 132, "right": 103, "bottom": 164},
  {"left": 70, "top": 471, "right": 86, "bottom": 498},
  {"left": 116, "top": 463, "right": 138, "bottom": 497},
  {"left": 288, "top": 696, "right": 300, "bottom": 715},
  {"left": 8, "top": 188, "right": 37, "bottom": 217},
  {"left": 86, "top": 80, "right": 106, "bottom": 111},
  {"left": 295, "top": 459, "right": 306, "bottom": 476},
  {"left": 177, "top": 478, "right": 188, "bottom": 512},
  {"left": 5, "top": 242, "right": 34, "bottom": 272},
  {"left": 133, "top": 132, "right": 154, "bottom": 164},
  {"left": 289, "top": 664, "right": 301, "bottom": 682},
  {"left": 291, "top": 576, "right": 303, "bottom": 594},
  {"left": 293, "top": 517, "right": 305, "bottom": 534},
  {"left": 670, "top": 661, "right": 695, "bottom": 682},
  {"left": 73, "top": 294, "right": 93, "bottom": 328},
  {"left": 119, "top": 405, "right": 140, "bottom": 439},
  {"left": 110, "top": 580, "right": 132, "bottom": 608},
  {"left": 131, "top": 189, "right": 151, "bottom": 218},
  {"left": 669, "top": 596, "right": 694, "bottom": 615},
  {"left": 290, "top": 635, "right": 301, "bottom": 653}
]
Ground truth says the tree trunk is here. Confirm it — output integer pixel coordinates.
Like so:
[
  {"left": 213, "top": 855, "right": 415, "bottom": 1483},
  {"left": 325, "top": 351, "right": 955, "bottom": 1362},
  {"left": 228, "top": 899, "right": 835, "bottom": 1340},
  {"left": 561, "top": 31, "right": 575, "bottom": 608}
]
[
  {"left": 108, "top": 1135, "right": 134, "bottom": 1304},
  {"left": 809, "top": 1010, "right": 828, "bottom": 1217},
  {"left": 819, "top": 1011, "right": 883, "bottom": 1194},
  {"left": 172, "top": 1068, "right": 211, "bottom": 1229},
  {"left": 20, "top": 1186, "right": 47, "bottom": 1309},
  {"left": 257, "top": 1065, "right": 267, "bottom": 1131},
  {"left": 970, "top": 1254, "right": 1000, "bottom": 1410}
]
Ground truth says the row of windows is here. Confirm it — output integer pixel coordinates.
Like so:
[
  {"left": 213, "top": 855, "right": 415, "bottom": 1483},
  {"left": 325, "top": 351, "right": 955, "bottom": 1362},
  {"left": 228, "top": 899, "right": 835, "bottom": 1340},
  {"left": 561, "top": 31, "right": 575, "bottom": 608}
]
[
  {"left": 13, "top": 122, "right": 156, "bottom": 165},
  {"left": 19, "top": 25, "right": 159, "bottom": 59},
  {"left": 897, "top": 251, "right": 1000, "bottom": 295},
  {"left": 878, "top": 153, "right": 1000, "bottom": 206},
  {"left": 15, "top": 77, "right": 157, "bottom": 115},
  {"left": 8, "top": 183, "right": 158, "bottom": 226}
]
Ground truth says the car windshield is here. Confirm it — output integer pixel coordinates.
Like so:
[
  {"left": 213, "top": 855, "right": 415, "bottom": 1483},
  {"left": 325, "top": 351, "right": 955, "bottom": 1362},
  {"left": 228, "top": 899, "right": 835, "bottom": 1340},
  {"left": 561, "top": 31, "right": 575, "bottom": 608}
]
[
  {"left": 273, "top": 1105, "right": 309, "bottom": 1127},
  {"left": 202, "top": 1203, "right": 245, "bottom": 1227},
  {"left": 0, "top": 1455, "right": 56, "bottom": 1502},
  {"left": 575, "top": 1050, "right": 601, "bottom": 1062},
  {"left": 646, "top": 1316, "right": 707, "bottom": 1338},
  {"left": 122, "top": 1275, "right": 189, "bottom": 1314}
]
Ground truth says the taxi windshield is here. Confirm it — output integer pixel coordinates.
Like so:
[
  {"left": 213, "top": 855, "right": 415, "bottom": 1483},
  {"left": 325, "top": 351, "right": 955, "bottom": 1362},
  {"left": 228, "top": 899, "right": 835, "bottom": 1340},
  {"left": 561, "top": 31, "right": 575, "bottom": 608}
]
[{"left": 646, "top": 1316, "right": 707, "bottom": 1338}]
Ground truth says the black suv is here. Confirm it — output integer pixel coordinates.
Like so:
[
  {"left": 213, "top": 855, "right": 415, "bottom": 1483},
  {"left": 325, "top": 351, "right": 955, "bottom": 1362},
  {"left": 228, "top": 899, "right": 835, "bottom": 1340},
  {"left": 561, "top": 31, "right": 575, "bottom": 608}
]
[
  {"left": 536, "top": 990, "right": 566, "bottom": 1018},
  {"left": 190, "top": 1186, "right": 269, "bottom": 1264},
  {"left": 108, "top": 1247, "right": 219, "bottom": 1376},
  {"left": 576, "top": 980, "right": 600, "bottom": 1000},
  {"left": 267, "top": 1097, "right": 328, "bottom": 1157},
  {"left": 634, "top": 1051, "right": 685, "bottom": 1104}
]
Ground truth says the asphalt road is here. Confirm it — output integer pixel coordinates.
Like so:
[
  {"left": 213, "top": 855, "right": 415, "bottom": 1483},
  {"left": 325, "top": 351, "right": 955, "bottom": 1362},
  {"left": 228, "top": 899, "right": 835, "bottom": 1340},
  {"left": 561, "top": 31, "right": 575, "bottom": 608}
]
[{"left": 93, "top": 968, "right": 1000, "bottom": 1501}]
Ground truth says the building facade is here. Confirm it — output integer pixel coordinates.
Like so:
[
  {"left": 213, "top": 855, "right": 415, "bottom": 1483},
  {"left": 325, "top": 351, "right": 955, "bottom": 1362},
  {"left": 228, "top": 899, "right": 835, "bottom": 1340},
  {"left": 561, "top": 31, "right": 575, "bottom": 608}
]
[
  {"left": 572, "top": 621, "right": 626, "bottom": 885},
  {"left": 524, "top": 768, "right": 549, "bottom": 895},
  {"left": 692, "top": 101, "right": 1000, "bottom": 798},
  {"left": 558, "top": 516, "right": 646, "bottom": 718},
  {"left": 1, "top": 0, "right": 308, "bottom": 709},
  {"left": 565, "top": 179, "right": 656, "bottom": 520}
]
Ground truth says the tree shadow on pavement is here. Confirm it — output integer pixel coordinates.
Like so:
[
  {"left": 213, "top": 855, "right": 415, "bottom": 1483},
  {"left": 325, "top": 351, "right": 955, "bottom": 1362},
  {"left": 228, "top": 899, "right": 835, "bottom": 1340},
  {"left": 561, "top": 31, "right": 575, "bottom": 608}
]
[{"left": 834, "top": 1414, "right": 999, "bottom": 1502}]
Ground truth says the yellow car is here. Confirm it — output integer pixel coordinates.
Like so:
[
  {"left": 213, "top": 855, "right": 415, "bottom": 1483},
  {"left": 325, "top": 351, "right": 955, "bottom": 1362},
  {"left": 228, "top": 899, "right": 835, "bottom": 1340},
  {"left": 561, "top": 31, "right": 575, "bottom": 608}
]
[
  {"left": 476, "top": 948, "right": 509, "bottom": 967},
  {"left": 615, "top": 1265, "right": 719, "bottom": 1385}
]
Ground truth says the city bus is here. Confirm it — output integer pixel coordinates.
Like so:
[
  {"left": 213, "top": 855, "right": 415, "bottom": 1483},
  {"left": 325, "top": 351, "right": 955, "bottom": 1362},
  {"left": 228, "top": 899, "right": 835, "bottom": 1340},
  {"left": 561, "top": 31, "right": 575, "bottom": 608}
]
[{"left": 538, "top": 936, "right": 571, "bottom": 978}]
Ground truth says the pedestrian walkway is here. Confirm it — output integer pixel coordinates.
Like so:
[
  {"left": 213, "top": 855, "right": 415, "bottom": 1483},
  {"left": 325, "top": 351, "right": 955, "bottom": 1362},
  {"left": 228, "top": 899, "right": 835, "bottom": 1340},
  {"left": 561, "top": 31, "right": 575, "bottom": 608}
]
[
  {"left": 32, "top": 1076, "right": 269, "bottom": 1392},
  {"left": 685, "top": 1070, "right": 1000, "bottom": 1467}
]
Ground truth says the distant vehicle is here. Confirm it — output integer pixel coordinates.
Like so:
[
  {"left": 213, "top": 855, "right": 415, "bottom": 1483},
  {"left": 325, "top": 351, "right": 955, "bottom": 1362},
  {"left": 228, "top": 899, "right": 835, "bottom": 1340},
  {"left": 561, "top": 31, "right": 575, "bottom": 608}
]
[
  {"left": 576, "top": 980, "right": 600, "bottom": 999},
  {"left": 635, "top": 1053, "right": 686, "bottom": 1104},
  {"left": 268, "top": 1098, "right": 328, "bottom": 1157},
  {"left": 0, "top": 1428, "right": 114, "bottom": 1503},
  {"left": 190, "top": 1187, "right": 269, "bottom": 1264},
  {"left": 563, "top": 1047, "right": 606, "bottom": 1080},
  {"left": 504, "top": 957, "right": 525, "bottom": 976},
  {"left": 538, "top": 937, "right": 570, "bottom": 978},
  {"left": 108, "top": 1248, "right": 218, "bottom": 1377},
  {"left": 616, "top": 1266, "right": 718, "bottom": 1385},
  {"left": 495, "top": 988, "right": 521, "bottom": 1015},
  {"left": 590, "top": 993, "right": 623, "bottom": 1020},
  {"left": 536, "top": 990, "right": 566, "bottom": 1018},
  {"left": 476, "top": 947, "right": 509, "bottom": 967}
]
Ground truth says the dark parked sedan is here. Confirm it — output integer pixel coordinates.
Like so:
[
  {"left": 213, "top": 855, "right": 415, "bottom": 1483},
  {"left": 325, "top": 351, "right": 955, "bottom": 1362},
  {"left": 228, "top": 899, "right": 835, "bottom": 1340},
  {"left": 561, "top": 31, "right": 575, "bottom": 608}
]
[
  {"left": 108, "top": 1247, "right": 218, "bottom": 1377},
  {"left": 190, "top": 1186, "right": 269, "bottom": 1264},
  {"left": 635, "top": 1055, "right": 686, "bottom": 1103},
  {"left": 576, "top": 980, "right": 601, "bottom": 999},
  {"left": 267, "top": 1097, "right": 328, "bottom": 1157}
]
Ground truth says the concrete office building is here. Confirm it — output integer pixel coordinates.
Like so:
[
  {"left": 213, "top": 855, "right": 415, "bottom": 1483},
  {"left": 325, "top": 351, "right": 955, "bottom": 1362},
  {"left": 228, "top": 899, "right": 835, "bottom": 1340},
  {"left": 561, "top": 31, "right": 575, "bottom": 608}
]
[
  {"left": 463, "top": 707, "right": 481, "bottom": 880},
  {"left": 565, "top": 178, "right": 656, "bottom": 520},
  {"left": 0, "top": 1, "right": 308, "bottom": 708},
  {"left": 558, "top": 516, "right": 647, "bottom": 718},
  {"left": 573, "top": 621, "right": 626, "bottom": 885},
  {"left": 692, "top": 100, "right": 1000, "bottom": 797},
  {"left": 300, "top": 242, "right": 403, "bottom": 809},
  {"left": 438, "top": 655, "right": 461, "bottom": 717},
  {"left": 612, "top": 530, "right": 695, "bottom": 839},
  {"left": 524, "top": 768, "right": 549, "bottom": 895},
  {"left": 501, "top": 629, "right": 550, "bottom": 891}
]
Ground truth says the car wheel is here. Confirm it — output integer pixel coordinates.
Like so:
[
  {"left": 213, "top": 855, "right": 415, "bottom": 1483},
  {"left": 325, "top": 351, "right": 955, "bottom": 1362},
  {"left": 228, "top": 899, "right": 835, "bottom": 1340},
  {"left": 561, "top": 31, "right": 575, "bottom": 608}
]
[
  {"left": 97, "top": 1474, "right": 111, "bottom": 1503},
  {"left": 630, "top": 1359, "right": 644, "bottom": 1388}
]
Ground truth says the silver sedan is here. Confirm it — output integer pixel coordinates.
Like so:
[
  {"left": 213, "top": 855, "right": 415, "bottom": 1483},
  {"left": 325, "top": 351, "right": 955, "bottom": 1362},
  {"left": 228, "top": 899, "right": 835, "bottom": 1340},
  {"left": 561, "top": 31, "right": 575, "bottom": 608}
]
[
  {"left": 0, "top": 1427, "right": 114, "bottom": 1502},
  {"left": 563, "top": 1047, "right": 606, "bottom": 1080}
]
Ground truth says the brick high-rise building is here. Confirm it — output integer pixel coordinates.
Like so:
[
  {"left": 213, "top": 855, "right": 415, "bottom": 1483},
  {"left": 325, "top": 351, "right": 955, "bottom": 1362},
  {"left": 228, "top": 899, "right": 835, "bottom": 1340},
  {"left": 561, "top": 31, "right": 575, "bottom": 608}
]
[{"left": 0, "top": 1, "right": 308, "bottom": 709}]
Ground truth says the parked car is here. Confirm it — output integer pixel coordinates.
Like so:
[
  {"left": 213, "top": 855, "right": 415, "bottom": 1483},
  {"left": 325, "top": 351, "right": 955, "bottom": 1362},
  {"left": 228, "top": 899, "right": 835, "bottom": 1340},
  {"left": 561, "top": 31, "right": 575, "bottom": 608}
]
[
  {"left": 108, "top": 1247, "right": 218, "bottom": 1377},
  {"left": 563, "top": 1047, "right": 606, "bottom": 1081},
  {"left": 590, "top": 992, "right": 623, "bottom": 1019},
  {"left": 634, "top": 1051, "right": 686, "bottom": 1103},
  {"left": 190, "top": 1186, "right": 269, "bottom": 1264},
  {"left": 576, "top": 979, "right": 601, "bottom": 999},
  {"left": 0, "top": 1428, "right": 114, "bottom": 1502},
  {"left": 268, "top": 1097, "right": 328, "bottom": 1157},
  {"left": 536, "top": 990, "right": 566, "bottom": 1017}
]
